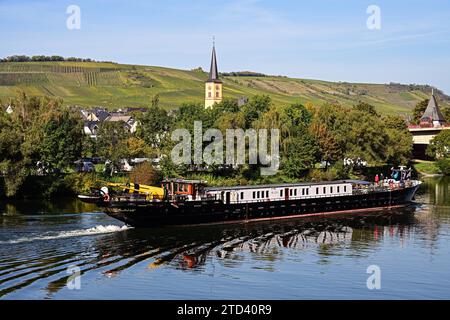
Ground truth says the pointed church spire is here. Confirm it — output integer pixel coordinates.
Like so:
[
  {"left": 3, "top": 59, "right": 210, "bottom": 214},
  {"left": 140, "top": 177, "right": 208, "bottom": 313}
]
[
  {"left": 420, "top": 88, "right": 446, "bottom": 125},
  {"left": 204, "top": 39, "right": 223, "bottom": 108},
  {"left": 208, "top": 40, "right": 221, "bottom": 82}
]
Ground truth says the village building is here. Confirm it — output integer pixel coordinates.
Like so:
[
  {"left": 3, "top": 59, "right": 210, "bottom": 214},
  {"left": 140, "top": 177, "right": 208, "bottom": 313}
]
[
  {"left": 81, "top": 107, "right": 140, "bottom": 138},
  {"left": 408, "top": 89, "right": 449, "bottom": 159},
  {"left": 105, "top": 114, "right": 138, "bottom": 133}
]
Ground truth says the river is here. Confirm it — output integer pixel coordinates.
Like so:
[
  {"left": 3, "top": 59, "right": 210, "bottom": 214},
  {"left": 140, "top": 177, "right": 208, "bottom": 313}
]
[{"left": 1, "top": 177, "right": 449, "bottom": 299}]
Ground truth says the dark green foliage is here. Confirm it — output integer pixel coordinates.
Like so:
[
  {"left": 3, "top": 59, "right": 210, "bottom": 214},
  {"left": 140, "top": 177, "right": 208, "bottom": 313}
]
[
  {"left": 436, "top": 158, "right": 450, "bottom": 175},
  {"left": 427, "top": 130, "right": 450, "bottom": 159},
  {"left": 40, "top": 109, "right": 83, "bottom": 171},
  {"left": 0, "top": 93, "right": 83, "bottom": 196},
  {"left": 412, "top": 99, "right": 429, "bottom": 124},
  {"left": 241, "top": 95, "right": 271, "bottom": 128},
  {"left": 311, "top": 102, "right": 412, "bottom": 167},
  {"left": 137, "top": 104, "right": 172, "bottom": 150},
  {"left": 354, "top": 102, "right": 379, "bottom": 117},
  {"left": 282, "top": 134, "right": 318, "bottom": 178},
  {"left": 0, "top": 55, "right": 106, "bottom": 63},
  {"left": 96, "top": 122, "right": 131, "bottom": 169}
]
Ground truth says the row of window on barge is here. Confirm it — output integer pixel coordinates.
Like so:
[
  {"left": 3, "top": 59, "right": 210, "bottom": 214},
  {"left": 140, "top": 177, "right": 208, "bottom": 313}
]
[{"left": 160, "top": 178, "right": 398, "bottom": 205}]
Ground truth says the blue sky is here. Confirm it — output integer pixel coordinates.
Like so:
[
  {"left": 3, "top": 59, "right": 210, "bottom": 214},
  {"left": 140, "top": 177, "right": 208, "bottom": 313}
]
[{"left": 1, "top": 0, "right": 450, "bottom": 93}]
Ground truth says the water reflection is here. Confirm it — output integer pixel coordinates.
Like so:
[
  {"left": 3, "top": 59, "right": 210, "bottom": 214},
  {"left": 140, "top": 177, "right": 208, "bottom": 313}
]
[
  {"left": 416, "top": 176, "right": 450, "bottom": 206},
  {"left": 1, "top": 177, "right": 449, "bottom": 299}
]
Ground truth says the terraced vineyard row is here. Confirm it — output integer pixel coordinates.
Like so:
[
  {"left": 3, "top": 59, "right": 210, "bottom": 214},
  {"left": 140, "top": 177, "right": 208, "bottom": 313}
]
[
  {"left": 0, "top": 70, "right": 122, "bottom": 87},
  {"left": 0, "top": 73, "right": 49, "bottom": 85},
  {"left": 0, "top": 63, "right": 119, "bottom": 74},
  {"left": 96, "top": 71, "right": 122, "bottom": 86}
]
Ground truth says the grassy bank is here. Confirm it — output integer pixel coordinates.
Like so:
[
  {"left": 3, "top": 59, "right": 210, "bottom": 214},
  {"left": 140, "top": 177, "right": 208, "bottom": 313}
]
[{"left": 413, "top": 161, "right": 442, "bottom": 176}]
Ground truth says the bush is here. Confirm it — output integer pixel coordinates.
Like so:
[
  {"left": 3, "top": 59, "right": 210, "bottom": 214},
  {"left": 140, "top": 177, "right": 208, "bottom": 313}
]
[
  {"left": 63, "top": 172, "right": 101, "bottom": 194},
  {"left": 129, "top": 162, "right": 159, "bottom": 185},
  {"left": 436, "top": 158, "right": 450, "bottom": 175},
  {"left": 308, "top": 168, "right": 337, "bottom": 181},
  {"left": 332, "top": 160, "right": 352, "bottom": 179}
]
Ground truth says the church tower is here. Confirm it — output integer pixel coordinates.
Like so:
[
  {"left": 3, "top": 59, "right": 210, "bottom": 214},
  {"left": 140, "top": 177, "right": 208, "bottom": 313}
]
[
  {"left": 205, "top": 43, "right": 223, "bottom": 108},
  {"left": 420, "top": 89, "right": 446, "bottom": 127}
]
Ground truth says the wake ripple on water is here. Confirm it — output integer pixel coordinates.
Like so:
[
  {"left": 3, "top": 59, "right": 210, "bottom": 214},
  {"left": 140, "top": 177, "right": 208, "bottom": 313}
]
[{"left": 0, "top": 225, "right": 132, "bottom": 244}]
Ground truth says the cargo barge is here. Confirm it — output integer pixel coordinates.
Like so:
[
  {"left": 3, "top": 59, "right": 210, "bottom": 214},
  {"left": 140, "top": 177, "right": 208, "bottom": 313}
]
[{"left": 79, "top": 177, "right": 421, "bottom": 228}]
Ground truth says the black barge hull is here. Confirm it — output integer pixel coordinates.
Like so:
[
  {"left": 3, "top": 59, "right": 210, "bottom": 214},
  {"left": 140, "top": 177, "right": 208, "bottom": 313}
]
[{"left": 101, "top": 185, "right": 420, "bottom": 227}]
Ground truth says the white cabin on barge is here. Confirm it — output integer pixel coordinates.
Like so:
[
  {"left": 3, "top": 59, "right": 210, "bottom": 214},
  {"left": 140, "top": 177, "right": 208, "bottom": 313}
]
[{"left": 204, "top": 181, "right": 358, "bottom": 204}]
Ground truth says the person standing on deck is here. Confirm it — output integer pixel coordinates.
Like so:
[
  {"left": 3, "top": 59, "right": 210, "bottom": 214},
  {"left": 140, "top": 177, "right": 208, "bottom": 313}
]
[{"left": 375, "top": 174, "right": 380, "bottom": 185}]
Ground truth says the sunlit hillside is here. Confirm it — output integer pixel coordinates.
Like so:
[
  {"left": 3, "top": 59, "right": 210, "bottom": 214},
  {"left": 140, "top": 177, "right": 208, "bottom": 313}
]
[{"left": 0, "top": 61, "right": 448, "bottom": 114}]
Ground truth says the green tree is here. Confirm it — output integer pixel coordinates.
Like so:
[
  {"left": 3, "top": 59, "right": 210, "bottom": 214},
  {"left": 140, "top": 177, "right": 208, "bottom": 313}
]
[
  {"left": 383, "top": 115, "right": 413, "bottom": 165},
  {"left": 241, "top": 95, "right": 271, "bottom": 128},
  {"left": 427, "top": 130, "right": 450, "bottom": 159},
  {"left": 436, "top": 158, "right": 450, "bottom": 175},
  {"left": 130, "top": 162, "right": 159, "bottom": 185},
  {"left": 126, "top": 136, "right": 154, "bottom": 159},
  {"left": 96, "top": 122, "right": 131, "bottom": 172},
  {"left": 40, "top": 108, "right": 83, "bottom": 171},
  {"left": 174, "top": 103, "right": 209, "bottom": 131},
  {"left": 309, "top": 102, "right": 412, "bottom": 167},
  {"left": 0, "top": 92, "right": 78, "bottom": 196},
  {"left": 215, "top": 112, "right": 246, "bottom": 134},
  {"left": 412, "top": 99, "right": 429, "bottom": 124},
  {"left": 383, "top": 114, "right": 408, "bottom": 130},
  {"left": 354, "top": 102, "right": 379, "bottom": 117},
  {"left": 212, "top": 98, "right": 240, "bottom": 115},
  {"left": 252, "top": 103, "right": 318, "bottom": 177},
  {"left": 310, "top": 104, "right": 346, "bottom": 166},
  {"left": 282, "top": 132, "right": 318, "bottom": 178},
  {"left": 310, "top": 122, "right": 341, "bottom": 167},
  {"left": 443, "top": 107, "right": 450, "bottom": 122},
  {"left": 137, "top": 105, "right": 172, "bottom": 150},
  {"left": 283, "top": 103, "right": 313, "bottom": 130}
]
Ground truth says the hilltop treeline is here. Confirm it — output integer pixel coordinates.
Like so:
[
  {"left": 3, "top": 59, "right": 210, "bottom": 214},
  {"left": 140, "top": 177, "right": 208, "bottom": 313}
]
[
  {"left": 221, "top": 71, "right": 268, "bottom": 77},
  {"left": 0, "top": 55, "right": 116, "bottom": 63},
  {"left": 388, "top": 82, "right": 450, "bottom": 101}
]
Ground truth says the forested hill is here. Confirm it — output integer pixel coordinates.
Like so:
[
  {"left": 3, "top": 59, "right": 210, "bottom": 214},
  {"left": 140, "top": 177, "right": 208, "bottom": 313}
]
[{"left": 0, "top": 60, "right": 449, "bottom": 114}]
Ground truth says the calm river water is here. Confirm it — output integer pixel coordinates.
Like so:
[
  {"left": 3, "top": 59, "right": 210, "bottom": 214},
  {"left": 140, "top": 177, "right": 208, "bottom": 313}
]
[{"left": 1, "top": 177, "right": 449, "bottom": 299}]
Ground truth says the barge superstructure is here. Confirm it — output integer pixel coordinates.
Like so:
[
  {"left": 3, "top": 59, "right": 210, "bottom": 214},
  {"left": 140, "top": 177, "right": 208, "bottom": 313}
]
[{"left": 80, "top": 177, "right": 421, "bottom": 227}]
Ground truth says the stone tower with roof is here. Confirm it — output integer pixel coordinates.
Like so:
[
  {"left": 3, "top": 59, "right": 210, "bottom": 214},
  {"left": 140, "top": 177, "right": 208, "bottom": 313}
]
[
  {"left": 420, "top": 89, "right": 446, "bottom": 127},
  {"left": 205, "top": 42, "right": 223, "bottom": 108}
]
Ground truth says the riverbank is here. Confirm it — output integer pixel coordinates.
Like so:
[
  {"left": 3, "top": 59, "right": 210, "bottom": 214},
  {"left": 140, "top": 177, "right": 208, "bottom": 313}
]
[
  {"left": 413, "top": 160, "right": 443, "bottom": 176},
  {"left": 0, "top": 173, "right": 127, "bottom": 200}
]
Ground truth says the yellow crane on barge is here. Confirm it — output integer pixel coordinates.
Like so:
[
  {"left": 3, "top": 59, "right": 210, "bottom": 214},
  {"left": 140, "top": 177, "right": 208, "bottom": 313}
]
[{"left": 106, "top": 182, "right": 165, "bottom": 199}]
